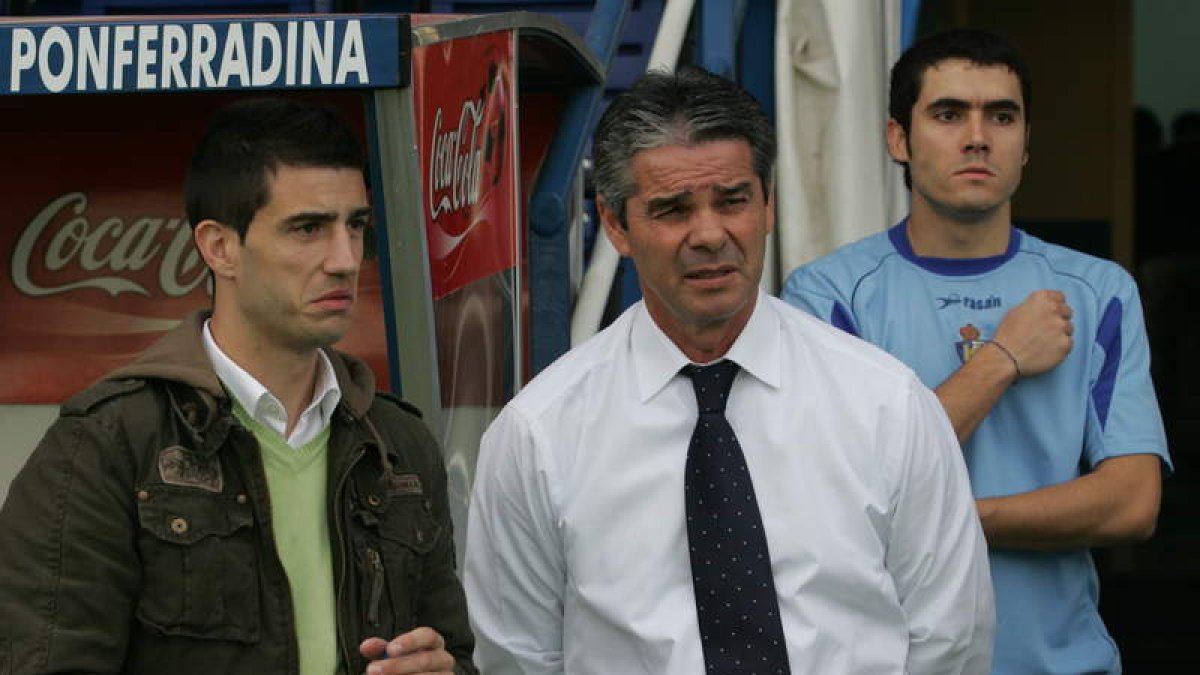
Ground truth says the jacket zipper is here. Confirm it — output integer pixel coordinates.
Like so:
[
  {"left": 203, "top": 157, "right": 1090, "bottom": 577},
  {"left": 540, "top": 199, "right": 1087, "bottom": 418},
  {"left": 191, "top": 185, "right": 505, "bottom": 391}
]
[
  {"left": 366, "top": 546, "right": 385, "bottom": 626},
  {"left": 333, "top": 443, "right": 366, "bottom": 673}
]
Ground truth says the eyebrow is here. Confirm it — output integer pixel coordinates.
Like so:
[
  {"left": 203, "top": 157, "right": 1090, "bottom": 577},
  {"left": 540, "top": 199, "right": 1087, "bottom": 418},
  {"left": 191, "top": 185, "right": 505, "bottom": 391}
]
[
  {"left": 282, "top": 206, "right": 372, "bottom": 226},
  {"left": 643, "top": 181, "right": 755, "bottom": 213},
  {"left": 927, "top": 97, "right": 1023, "bottom": 114},
  {"left": 644, "top": 192, "right": 691, "bottom": 214},
  {"left": 713, "top": 181, "right": 754, "bottom": 197}
]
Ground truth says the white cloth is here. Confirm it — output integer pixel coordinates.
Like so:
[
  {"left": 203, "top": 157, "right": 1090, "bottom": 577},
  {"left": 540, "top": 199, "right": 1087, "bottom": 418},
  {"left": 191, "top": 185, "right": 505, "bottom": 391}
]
[
  {"left": 201, "top": 320, "right": 341, "bottom": 448},
  {"left": 771, "top": 0, "right": 908, "bottom": 289},
  {"left": 464, "top": 293, "right": 994, "bottom": 675}
]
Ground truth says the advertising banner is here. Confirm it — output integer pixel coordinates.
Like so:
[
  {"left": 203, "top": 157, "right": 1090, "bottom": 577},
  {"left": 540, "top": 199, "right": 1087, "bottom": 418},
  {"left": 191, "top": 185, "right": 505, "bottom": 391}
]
[
  {"left": 0, "top": 92, "right": 389, "bottom": 403},
  {"left": 0, "top": 16, "right": 406, "bottom": 95},
  {"left": 412, "top": 29, "right": 518, "bottom": 301},
  {"left": 411, "top": 29, "right": 519, "bottom": 411}
]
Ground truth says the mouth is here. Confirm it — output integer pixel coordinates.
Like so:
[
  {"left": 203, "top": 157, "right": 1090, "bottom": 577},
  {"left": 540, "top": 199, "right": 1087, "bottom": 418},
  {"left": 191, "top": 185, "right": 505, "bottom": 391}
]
[
  {"left": 955, "top": 166, "right": 995, "bottom": 179},
  {"left": 310, "top": 289, "right": 355, "bottom": 311},
  {"left": 683, "top": 265, "right": 738, "bottom": 286}
]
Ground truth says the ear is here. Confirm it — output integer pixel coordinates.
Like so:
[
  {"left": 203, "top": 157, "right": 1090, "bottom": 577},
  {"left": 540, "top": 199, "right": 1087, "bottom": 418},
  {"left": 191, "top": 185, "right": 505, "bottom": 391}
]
[
  {"left": 192, "top": 219, "right": 240, "bottom": 280},
  {"left": 886, "top": 118, "right": 911, "bottom": 163},
  {"left": 764, "top": 183, "right": 776, "bottom": 235},
  {"left": 1023, "top": 123, "right": 1032, "bottom": 165},
  {"left": 597, "top": 197, "right": 632, "bottom": 257}
]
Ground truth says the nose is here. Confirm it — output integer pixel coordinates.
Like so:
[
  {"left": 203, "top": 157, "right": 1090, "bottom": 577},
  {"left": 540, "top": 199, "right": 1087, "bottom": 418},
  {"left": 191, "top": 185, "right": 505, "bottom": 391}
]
[
  {"left": 964, "top": 111, "right": 989, "bottom": 154},
  {"left": 686, "top": 207, "right": 728, "bottom": 252},
  {"left": 325, "top": 223, "right": 362, "bottom": 275}
]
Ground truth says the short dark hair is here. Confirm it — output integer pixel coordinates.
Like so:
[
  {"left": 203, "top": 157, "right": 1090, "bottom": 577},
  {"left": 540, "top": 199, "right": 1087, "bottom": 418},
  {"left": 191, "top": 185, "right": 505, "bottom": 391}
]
[
  {"left": 889, "top": 29, "right": 1032, "bottom": 188},
  {"left": 185, "top": 97, "right": 365, "bottom": 239},
  {"left": 592, "top": 67, "right": 775, "bottom": 227}
]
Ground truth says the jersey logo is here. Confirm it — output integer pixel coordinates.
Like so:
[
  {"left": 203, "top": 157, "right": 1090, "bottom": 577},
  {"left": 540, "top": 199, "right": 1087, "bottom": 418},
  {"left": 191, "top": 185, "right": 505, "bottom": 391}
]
[
  {"left": 956, "top": 324, "right": 987, "bottom": 364},
  {"left": 936, "top": 293, "right": 1002, "bottom": 310}
]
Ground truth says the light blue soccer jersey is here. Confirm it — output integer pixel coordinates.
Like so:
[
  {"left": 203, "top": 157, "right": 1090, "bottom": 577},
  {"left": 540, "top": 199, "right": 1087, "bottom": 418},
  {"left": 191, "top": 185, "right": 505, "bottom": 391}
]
[{"left": 782, "top": 220, "right": 1170, "bottom": 675}]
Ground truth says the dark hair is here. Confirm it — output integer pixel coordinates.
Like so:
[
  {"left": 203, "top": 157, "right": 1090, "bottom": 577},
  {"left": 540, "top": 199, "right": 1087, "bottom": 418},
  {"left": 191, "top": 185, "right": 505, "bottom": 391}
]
[
  {"left": 185, "top": 97, "right": 365, "bottom": 239},
  {"left": 889, "top": 29, "right": 1032, "bottom": 188},
  {"left": 592, "top": 66, "right": 775, "bottom": 227},
  {"left": 1172, "top": 110, "right": 1200, "bottom": 144}
]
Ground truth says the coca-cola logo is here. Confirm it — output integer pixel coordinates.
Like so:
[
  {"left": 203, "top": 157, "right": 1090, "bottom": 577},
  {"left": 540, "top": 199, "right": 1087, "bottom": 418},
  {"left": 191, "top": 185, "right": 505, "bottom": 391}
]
[
  {"left": 428, "top": 99, "right": 485, "bottom": 228},
  {"left": 11, "top": 191, "right": 208, "bottom": 298}
]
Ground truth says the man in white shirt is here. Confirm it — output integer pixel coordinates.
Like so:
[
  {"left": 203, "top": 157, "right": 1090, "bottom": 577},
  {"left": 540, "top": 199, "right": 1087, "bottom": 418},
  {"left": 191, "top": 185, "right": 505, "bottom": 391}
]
[{"left": 463, "top": 67, "right": 994, "bottom": 674}]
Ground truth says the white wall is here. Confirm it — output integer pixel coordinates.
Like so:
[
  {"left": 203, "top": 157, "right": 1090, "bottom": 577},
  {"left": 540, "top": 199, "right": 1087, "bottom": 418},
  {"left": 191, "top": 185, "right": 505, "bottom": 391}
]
[
  {"left": 1135, "top": 0, "right": 1200, "bottom": 139},
  {"left": 0, "top": 406, "right": 58, "bottom": 503}
]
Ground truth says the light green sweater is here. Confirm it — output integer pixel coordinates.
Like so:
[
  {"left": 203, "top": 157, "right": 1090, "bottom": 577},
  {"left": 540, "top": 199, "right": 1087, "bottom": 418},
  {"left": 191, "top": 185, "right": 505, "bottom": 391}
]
[{"left": 233, "top": 403, "right": 338, "bottom": 675}]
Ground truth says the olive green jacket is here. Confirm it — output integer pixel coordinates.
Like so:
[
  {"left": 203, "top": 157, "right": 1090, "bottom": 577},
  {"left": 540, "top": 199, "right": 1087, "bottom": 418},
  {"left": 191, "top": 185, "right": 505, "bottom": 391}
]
[{"left": 0, "top": 311, "right": 476, "bottom": 675}]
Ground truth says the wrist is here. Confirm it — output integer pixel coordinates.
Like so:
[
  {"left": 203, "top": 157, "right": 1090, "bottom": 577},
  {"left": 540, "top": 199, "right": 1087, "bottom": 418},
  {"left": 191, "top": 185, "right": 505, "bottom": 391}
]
[{"left": 987, "top": 339, "right": 1022, "bottom": 382}]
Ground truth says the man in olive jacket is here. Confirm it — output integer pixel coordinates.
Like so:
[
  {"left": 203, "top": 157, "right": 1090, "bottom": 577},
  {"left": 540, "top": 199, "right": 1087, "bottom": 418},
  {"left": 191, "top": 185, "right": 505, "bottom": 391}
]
[{"left": 0, "top": 99, "right": 475, "bottom": 675}]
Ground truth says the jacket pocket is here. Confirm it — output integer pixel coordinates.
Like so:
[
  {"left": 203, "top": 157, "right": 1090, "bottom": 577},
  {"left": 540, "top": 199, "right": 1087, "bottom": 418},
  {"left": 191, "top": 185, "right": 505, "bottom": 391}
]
[
  {"left": 366, "top": 496, "right": 441, "bottom": 631},
  {"left": 134, "top": 486, "right": 261, "bottom": 642}
]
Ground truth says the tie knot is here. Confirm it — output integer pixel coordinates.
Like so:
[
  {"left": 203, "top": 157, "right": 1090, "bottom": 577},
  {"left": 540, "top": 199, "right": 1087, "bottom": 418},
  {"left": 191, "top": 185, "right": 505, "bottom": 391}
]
[{"left": 684, "top": 360, "right": 740, "bottom": 414}]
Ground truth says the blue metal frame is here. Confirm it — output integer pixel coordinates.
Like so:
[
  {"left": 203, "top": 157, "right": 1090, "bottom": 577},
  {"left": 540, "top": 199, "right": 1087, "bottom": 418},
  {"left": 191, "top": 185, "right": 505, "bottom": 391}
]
[
  {"left": 698, "top": 0, "right": 736, "bottom": 79},
  {"left": 737, "top": 0, "right": 775, "bottom": 125},
  {"left": 528, "top": 0, "right": 629, "bottom": 374},
  {"left": 902, "top": 0, "right": 922, "bottom": 48},
  {"left": 80, "top": 0, "right": 323, "bottom": 14}
]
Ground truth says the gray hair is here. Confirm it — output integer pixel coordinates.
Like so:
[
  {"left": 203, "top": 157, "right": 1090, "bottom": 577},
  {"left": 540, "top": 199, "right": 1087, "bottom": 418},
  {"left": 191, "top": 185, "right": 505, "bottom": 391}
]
[{"left": 591, "top": 67, "right": 776, "bottom": 227}]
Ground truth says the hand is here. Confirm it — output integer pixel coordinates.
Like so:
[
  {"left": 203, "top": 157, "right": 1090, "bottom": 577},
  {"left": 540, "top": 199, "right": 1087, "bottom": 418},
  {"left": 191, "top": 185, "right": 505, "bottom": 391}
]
[
  {"left": 992, "top": 290, "right": 1074, "bottom": 378},
  {"left": 360, "top": 627, "right": 456, "bottom": 675}
]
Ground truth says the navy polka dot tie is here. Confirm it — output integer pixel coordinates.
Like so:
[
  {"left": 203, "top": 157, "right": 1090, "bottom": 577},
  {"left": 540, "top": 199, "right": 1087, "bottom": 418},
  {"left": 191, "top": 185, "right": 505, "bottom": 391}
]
[{"left": 684, "top": 361, "right": 790, "bottom": 674}]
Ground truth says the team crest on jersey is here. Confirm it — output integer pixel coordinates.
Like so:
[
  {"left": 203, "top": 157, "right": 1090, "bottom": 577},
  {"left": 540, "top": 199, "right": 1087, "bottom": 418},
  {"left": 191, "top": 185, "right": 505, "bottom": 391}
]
[{"left": 956, "top": 324, "right": 987, "bottom": 364}]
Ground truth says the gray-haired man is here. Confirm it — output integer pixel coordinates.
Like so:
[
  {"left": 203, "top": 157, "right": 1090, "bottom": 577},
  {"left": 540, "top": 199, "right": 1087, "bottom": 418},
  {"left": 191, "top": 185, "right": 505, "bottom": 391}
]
[{"left": 463, "top": 67, "right": 995, "bottom": 675}]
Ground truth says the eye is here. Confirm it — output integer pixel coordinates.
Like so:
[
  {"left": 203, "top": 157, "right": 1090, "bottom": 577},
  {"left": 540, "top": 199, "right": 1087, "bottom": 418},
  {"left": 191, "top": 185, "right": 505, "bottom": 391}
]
[
  {"left": 291, "top": 221, "right": 321, "bottom": 236},
  {"left": 348, "top": 216, "right": 370, "bottom": 236},
  {"left": 992, "top": 111, "right": 1016, "bottom": 124},
  {"left": 719, "top": 195, "right": 750, "bottom": 209},
  {"left": 933, "top": 109, "right": 961, "bottom": 122},
  {"left": 649, "top": 205, "right": 685, "bottom": 220}
]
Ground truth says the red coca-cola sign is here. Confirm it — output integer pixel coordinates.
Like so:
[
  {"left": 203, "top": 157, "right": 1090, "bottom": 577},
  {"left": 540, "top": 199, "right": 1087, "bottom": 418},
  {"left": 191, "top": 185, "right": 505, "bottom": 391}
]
[
  {"left": 413, "top": 31, "right": 519, "bottom": 299},
  {"left": 0, "top": 93, "right": 388, "bottom": 403}
]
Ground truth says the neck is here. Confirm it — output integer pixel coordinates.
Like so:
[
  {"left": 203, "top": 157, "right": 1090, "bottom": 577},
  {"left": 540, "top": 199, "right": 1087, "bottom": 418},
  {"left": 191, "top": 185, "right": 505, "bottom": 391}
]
[
  {"left": 649, "top": 298, "right": 756, "bottom": 365},
  {"left": 907, "top": 197, "right": 1012, "bottom": 258},
  {"left": 209, "top": 317, "right": 321, "bottom": 434}
]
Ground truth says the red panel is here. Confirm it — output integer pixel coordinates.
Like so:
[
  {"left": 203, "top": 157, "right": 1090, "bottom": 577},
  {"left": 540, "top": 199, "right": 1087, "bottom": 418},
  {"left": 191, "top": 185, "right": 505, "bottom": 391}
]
[
  {"left": 412, "top": 30, "right": 518, "bottom": 300},
  {"left": 0, "top": 91, "right": 389, "bottom": 403}
]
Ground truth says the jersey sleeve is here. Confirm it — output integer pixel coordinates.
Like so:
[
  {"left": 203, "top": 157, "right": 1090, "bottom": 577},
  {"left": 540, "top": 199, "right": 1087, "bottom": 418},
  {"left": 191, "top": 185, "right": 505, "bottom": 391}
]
[
  {"left": 780, "top": 263, "right": 862, "bottom": 337},
  {"left": 1083, "top": 271, "right": 1171, "bottom": 470}
]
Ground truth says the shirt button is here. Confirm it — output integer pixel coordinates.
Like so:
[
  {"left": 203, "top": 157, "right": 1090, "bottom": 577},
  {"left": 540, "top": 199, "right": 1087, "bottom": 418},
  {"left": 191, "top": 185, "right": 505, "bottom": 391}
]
[
  {"left": 367, "top": 494, "right": 382, "bottom": 507},
  {"left": 136, "top": 490, "right": 150, "bottom": 502},
  {"left": 169, "top": 517, "right": 189, "bottom": 535},
  {"left": 236, "top": 494, "right": 248, "bottom": 505}
]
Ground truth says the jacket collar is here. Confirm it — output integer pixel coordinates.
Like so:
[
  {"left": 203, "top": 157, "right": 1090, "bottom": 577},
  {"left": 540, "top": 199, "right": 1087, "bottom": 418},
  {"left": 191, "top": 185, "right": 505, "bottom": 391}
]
[{"left": 106, "top": 309, "right": 378, "bottom": 423}]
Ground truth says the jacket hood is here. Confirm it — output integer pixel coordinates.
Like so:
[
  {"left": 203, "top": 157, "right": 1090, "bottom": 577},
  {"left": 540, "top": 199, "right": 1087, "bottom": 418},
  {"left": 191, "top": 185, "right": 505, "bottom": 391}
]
[{"left": 105, "top": 309, "right": 377, "bottom": 418}]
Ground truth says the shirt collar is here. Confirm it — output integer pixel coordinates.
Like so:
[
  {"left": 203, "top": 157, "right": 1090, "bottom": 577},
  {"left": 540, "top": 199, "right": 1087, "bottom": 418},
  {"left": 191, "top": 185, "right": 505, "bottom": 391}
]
[
  {"left": 201, "top": 319, "right": 342, "bottom": 434},
  {"left": 630, "top": 290, "right": 782, "bottom": 403}
]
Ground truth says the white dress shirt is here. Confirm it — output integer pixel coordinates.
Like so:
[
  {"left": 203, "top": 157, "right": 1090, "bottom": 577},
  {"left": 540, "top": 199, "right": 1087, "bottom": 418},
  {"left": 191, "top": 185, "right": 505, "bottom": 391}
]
[
  {"left": 201, "top": 320, "right": 341, "bottom": 448},
  {"left": 464, "top": 293, "right": 994, "bottom": 674}
]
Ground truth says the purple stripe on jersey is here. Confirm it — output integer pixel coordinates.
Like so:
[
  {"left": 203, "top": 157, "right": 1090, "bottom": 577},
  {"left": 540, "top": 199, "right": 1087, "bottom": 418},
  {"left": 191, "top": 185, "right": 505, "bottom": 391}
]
[
  {"left": 1092, "top": 297, "right": 1123, "bottom": 430},
  {"left": 831, "top": 301, "right": 860, "bottom": 337},
  {"left": 888, "top": 220, "right": 1021, "bottom": 276}
]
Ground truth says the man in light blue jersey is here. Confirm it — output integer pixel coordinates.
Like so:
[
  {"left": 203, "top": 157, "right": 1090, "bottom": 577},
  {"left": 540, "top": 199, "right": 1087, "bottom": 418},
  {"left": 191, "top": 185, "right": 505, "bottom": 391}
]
[{"left": 782, "top": 29, "right": 1170, "bottom": 675}]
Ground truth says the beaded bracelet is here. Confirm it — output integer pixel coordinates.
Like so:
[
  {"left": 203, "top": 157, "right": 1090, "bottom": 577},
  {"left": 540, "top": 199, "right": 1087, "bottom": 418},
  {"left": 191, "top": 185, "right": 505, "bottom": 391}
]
[{"left": 989, "top": 339, "right": 1022, "bottom": 380}]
